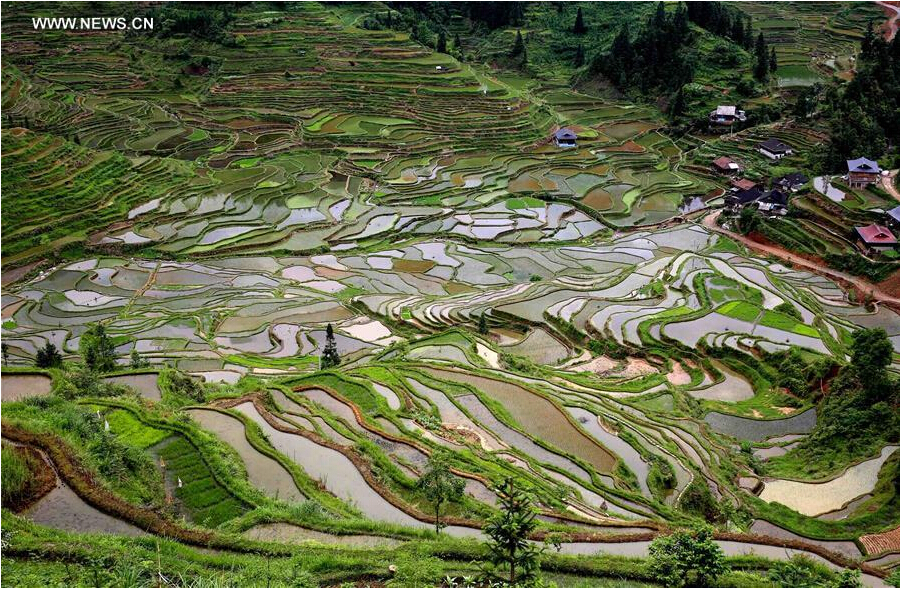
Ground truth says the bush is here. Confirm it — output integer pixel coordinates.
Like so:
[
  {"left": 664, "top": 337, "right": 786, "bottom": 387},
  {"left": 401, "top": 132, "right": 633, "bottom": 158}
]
[{"left": 648, "top": 527, "right": 728, "bottom": 587}]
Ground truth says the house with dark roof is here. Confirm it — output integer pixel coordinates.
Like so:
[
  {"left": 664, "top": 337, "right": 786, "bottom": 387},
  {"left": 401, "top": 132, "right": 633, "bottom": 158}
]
[
  {"left": 757, "top": 189, "right": 789, "bottom": 216},
  {"left": 725, "top": 185, "right": 763, "bottom": 209},
  {"left": 758, "top": 138, "right": 793, "bottom": 160},
  {"left": 554, "top": 128, "right": 577, "bottom": 148},
  {"left": 885, "top": 205, "right": 900, "bottom": 230},
  {"left": 846, "top": 157, "right": 881, "bottom": 188},
  {"left": 712, "top": 156, "right": 741, "bottom": 175},
  {"left": 855, "top": 223, "right": 897, "bottom": 252},
  {"left": 773, "top": 172, "right": 809, "bottom": 192}
]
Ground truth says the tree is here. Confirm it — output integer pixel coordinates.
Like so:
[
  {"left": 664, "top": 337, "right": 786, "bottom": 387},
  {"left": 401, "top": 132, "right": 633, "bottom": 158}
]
[
  {"left": 648, "top": 527, "right": 728, "bottom": 587},
  {"left": 669, "top": 86, "right": 686, "bottom": 119},
  {"left": 478, "top": 313, "right": 488, "bottom": 335},
  {"left": 510, "top": 30, "right": 525, "bottom": 58},
  {"left": 130, "top": 348, "right": 148, "bottom": 369},
  {"left": 436, "top": 29, "right": 447, "bottom": 53},
  {"left": 35, "top": 342, "right": 63, "bottom": 369},
  {"left": 80, "top": 324, "right": 116, "bottom": 373},
  {"left": 769, "top": 46, "right": 778, "bottom": 72},
  {"left": 481, "top": 478, "right": 542, "bottom": 586},
  {"left": 850, "top": 328, "right": 893, "bottom": 375},
  {"left": 418, "top": 454, "right": 465, "bottom": 533},
  {"left": 321, "top": 323, "right": 341, "bottom": 369},
  {"left": 453, "top": 32, "right": 461, "bottom": 51},
  {"left": 573, "top": 6, "right": 587, "bottom": 34},
  {"left": 573, "top": 43, "right": 585, "bottom": 68},
  {"left": 1, "top": 343, "right": 9, "bottom": 366},
  {"left": 738, "top": 206, "right": 760, "bottom": 235},
  {"left": 754, "top": 32, "right": 769, "bottom": 80}
]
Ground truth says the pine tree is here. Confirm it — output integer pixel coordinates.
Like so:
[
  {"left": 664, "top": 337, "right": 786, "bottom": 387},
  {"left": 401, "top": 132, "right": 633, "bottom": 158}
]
[
  {"left": 769, "top": 46, "right": 778, "bottom": 72},
  {"left": 418, "top": 454, "right": 465, "bottom": 534},
  {"left": 1, "top": 343, "right": 9, "bottom": 366},
  {"left": 670, "top": 86, "right": 686, "bottom": 119},
  {"left": 35, "top": 342, "right": 63, "bottom": 369},
  {"left": 130, "top": 348, "right": 148, "bottom": 369},
  {"left": 573, "top": 43, "right": 585, "bottom": 68},
  {"left": 454, "top": 32, "right": 461, "bottom": 51},
  {"left": 510, "top": 30, "right": 525, "bottom": 57},
  {"left": 573, "top": 6, "right": 587, "bottom": 35},
  {"left": 321, "top": 323, "right": 341, "bottom": 369},
  {"left": 436, "top": 30, "right": 447, "bottom": 53},
  {"left": 753, "top": 32, "right": 769, "bottom": 81},
  {"left": 80, "top": 323, "right": 116, "bottom": 373},
  {"left": 478, "top": 313, "right": 488, "bottom": 335},
  {"left": 743, "top": 15, "right": 753, "bottom": 50},
  {"left": 481, "top": 479, "right": 542, "bottom": 586},
  {"left": 731, "top": 15, "right": 744, "bottom": 47}
]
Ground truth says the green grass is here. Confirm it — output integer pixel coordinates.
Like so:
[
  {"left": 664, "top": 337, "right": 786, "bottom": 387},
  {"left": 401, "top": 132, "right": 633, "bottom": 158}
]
[
  {"left": 1, "top": 446, "right": 32, "bottom": 505},
  {"left": 157, "top": 437, "right": 247, "bottom": 528},
  {"left": 758, "top": 310, "right": 818, "bottom": 337},
  {"left": 105, "top": 410, "right": 170, "bottom": 449},
  {"left": 717, "top": 301, "right": 760, "bottom": 322}
]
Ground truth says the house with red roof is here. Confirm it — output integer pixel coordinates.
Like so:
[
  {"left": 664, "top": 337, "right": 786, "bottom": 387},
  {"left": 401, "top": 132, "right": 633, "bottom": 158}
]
[
  {"left": 855, "top": 223, "right": 897, "bottom": 253},
  {"left": 712, "top": 156, "right": 741, "bottom": 175}
]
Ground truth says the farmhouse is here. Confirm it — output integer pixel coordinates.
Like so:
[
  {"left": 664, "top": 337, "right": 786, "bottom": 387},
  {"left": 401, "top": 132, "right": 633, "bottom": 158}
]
[
  {"left": 709, "top": 105, "right": 746, "bottom": 125},
  {"left": 725, "top": 185, "right": 763, "bottom": 209},
  {"left": 846, "top": 157, "right": 881, "bottom": 188},
  {"left": 773, "top": 172, "right": 809, "bottom": 192},
  {"left": 758, "top": 138, "right": 793, "bottom": 160},
  {"left": 855, "top": 223, "right": 897, "bottom": 253},
  {"left": 885, "top": 205, "right": 900, "bottom": 230},
  {"left": 731, "top": 178, "right": 757, "bottom": 191},
  {"left": 757, "top": 189, "right": 789, "bottom": 216},
  {"left": 712, "top": 156, "right": 741, "bottom": 175},
  {"left": 553, "top": 128, "right": 577, "bottom": 148}
]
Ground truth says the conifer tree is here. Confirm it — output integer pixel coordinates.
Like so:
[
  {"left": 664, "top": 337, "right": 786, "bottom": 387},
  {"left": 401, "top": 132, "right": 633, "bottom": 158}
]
[
  {"left": 436, "top": 30, "right": 447, "bottom": 53},
  {"left": 510, "top": 30, "right": 525, "bottom": 57},
  {"left": 754, "top": 32, "right": 769, "bottom": 80},
  {"left": 573, "top": 6, "right": 587, "bottom": 34},
  {"left": 35, "top": 342, "right": 63, "bottom": 369},
  {"left": 769, "top": 46, "right": 778, "bottom": 72},
  {"left": 574, "top": 43, "right": 585, "bottom": 68},
  {"left": 321, "top": 323, "right": 341, "bottom": 369},
  {"left": 481, "top": 478, "right": 542, "bottom": 586},
  {"left": 478, "top": 313, "right": 488, "bottom": 335}
]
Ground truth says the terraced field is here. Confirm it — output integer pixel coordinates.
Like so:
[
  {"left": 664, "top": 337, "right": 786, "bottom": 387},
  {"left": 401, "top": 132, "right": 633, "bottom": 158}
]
[{"left": 2, "top": 2, "right": 899, "bottom": 588}]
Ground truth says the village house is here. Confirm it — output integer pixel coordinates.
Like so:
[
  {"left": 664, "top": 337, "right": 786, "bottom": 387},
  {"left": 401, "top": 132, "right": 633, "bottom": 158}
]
[
  {"left": 712, "top": 156, "right": 741, "bottom": 175},
  {"left": 725, "top": 185, "right": 763, "bottom": 210},
  {"left": 757, "top": 189, "right": 789, "bottom": 216},
  {"left": 708, "top": 105, "right": 746, "bottom": 126},
  {"left": 773, "top": 172, "right": 809, "bottom": 192},
  {"left": 731, "top": 178, "right": 757, "bottom": 192},
  {"left": 855, "top": 223, "right": 897, "bottom": 253},
  {"left": 758, "top": 138, "right": 793, "bottom": 160},
  {"left": 553, "top": 128, "right": 577, "bottom": 148},
  {"left": 846, "top": 157, "right": 881, "bottom": 188},
  {"left": 885, "top": 205, "right": 900, "bottom": 231}
]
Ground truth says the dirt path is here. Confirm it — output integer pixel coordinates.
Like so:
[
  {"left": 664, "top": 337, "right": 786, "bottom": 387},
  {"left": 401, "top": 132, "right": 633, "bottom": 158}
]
[
  {"left": 702, "top": 210, "right": 900, "bottom": 308},
  {"left": 877, "top": 1, "right": 900, "bottom": 41},
  {"left": 881, "top": 169, "right": 900, "bottom": 203}
]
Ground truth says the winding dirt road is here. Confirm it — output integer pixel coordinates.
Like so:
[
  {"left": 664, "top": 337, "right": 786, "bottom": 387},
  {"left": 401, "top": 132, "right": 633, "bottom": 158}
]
[
  {"left": 881, "top": 169, "right": 900, "bottom": 203},
  {"left": 702, "top": 210, "right": 900, "bottom": 308}
]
